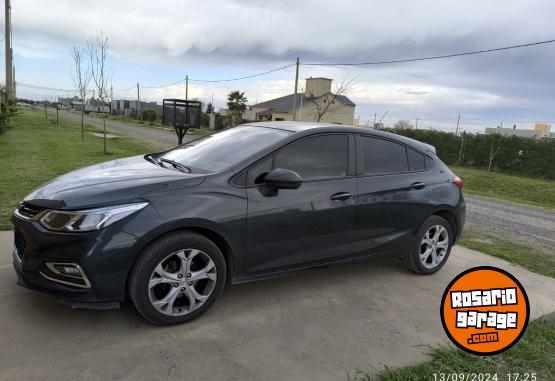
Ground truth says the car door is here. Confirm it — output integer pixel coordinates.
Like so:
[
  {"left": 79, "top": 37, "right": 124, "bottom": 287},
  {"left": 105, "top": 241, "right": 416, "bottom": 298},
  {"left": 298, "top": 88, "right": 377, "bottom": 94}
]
[
  {"left": 244, "top": 133, "right": 357, "bottom": 274},
  {"left": 353, "top": 134, "right": 433, "bottom": 256}
]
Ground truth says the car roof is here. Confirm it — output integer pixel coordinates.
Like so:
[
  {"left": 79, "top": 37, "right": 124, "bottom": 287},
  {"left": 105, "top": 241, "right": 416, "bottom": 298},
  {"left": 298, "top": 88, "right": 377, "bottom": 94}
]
[{"left": 242, "top": 121, "right": 436, "bottom": 155}]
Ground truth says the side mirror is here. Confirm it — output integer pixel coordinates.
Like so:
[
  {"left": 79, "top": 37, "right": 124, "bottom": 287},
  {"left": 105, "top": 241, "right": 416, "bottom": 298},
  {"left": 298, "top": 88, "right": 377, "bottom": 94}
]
[{"left": 262, "top": 168, "right": 302, "bottom": 189}]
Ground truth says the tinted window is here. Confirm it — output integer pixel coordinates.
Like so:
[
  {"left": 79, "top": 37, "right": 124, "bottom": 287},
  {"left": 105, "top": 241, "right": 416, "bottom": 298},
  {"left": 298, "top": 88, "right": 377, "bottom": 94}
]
[
  {"left": 254, "top": 134, "right": 349, "bottom": 182},
  {"left": 360, "top": 136, "right": 408, "bottom": 175},
  {"left": 247, "top": 156, "right": 273, "bottom": 185},
  {"left": 162, "top": 126, "right": 292, "bottom": 172},
  {"left": 407, "top": 147, "right": 426, "bottom": 171}
]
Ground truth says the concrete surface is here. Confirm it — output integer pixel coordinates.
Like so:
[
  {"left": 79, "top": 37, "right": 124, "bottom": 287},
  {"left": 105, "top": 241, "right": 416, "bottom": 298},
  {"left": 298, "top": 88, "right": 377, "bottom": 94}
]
[{"left": 0, "top": 230, "right": 554, "bottom": 381}]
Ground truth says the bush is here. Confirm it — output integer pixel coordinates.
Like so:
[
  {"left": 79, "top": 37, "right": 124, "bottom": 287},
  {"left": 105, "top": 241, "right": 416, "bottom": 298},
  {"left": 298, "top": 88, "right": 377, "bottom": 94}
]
[
  {"left": 388, "top": 128, "right": 555, "bottom": 180},
  {"left": 140, "top": 108, "right": 157, "bottom": 122}
]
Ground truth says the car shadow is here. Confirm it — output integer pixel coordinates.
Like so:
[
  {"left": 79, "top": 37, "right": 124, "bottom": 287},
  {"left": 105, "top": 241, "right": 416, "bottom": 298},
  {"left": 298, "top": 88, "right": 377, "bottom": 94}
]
[{"left": 7, "top": 256, "right": 409, "bottom": 331}]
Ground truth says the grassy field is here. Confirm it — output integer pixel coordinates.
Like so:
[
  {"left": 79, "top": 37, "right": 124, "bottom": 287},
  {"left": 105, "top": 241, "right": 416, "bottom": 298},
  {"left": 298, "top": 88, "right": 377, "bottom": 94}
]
[
  {"left": 0, "top": 109, "right": 159, "bottom": 230},
  {"left": 451, "top": 166, "right": 555, "bottom": 210},
  {"left": 352, "top": 318, "right": 555, "bottom": 381}
]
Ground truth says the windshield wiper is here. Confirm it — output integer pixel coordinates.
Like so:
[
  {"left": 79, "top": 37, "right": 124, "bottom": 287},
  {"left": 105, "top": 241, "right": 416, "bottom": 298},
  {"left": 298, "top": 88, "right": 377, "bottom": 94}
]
[
  {"left": 144, "top": 154, "right": 166, "bottom": 168},
  {"left": 160, "top": 158, "right": 192, "bottom": 173}
]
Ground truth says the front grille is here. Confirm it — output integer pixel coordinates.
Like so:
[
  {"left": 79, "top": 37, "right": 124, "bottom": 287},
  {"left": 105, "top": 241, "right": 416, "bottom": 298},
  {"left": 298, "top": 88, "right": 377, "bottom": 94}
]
[
  {"left": 17, "top": 202, "right": 46, "bottom": 219},
  {"left": 14, "top": 229, "right": 26, "bottom": 259}
]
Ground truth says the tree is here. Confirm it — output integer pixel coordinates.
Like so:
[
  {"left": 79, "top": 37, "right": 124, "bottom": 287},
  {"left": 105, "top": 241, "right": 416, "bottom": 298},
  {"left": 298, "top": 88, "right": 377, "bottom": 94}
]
[
  {"left": 394, "top": 119, "right": 412, "bottom": 129},
  {"left": 227, "top": 91, "right": 248, "bottom": 125},
  {"left": 88, "top": 31, "right": 110, "bottom": 153},
  {"left": 305, "top": 75, "right": 357, "bottom": 122},
  {"left": 487, "top": 132, "right": 504, "bottom": 173},
  {"left": 70, "top": 46, "right": 92, "bottom": 141},
  {"left": 206, "top": 102, "right": 214, "bottom": 114}
]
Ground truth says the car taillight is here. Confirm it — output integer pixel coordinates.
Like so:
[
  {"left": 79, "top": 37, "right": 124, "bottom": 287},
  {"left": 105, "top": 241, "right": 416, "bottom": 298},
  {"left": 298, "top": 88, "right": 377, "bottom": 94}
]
[{"left": 453, "top": 176, "right": 462, "bottom": 190}]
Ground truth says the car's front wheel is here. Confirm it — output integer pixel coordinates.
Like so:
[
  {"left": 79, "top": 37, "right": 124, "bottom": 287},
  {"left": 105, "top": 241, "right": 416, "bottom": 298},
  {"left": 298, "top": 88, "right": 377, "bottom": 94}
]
[
  {"left": 129, "top": 231, "right": 226, "bottom": 325},
  {"left": 404, "top": 215, "right": 453, "bottom": 275}
]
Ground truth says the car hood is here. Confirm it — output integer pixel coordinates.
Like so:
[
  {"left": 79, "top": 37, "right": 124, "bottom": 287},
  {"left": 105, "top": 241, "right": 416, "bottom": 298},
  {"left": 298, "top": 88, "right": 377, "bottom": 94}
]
[{"left": 24, "top": 155, "right": 206, "bottom": 209}]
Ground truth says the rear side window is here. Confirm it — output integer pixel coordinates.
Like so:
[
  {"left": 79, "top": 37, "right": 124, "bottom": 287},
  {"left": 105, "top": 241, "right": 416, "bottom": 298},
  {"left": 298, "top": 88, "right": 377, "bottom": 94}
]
[
  {"left": 360, "top": 136, "right": 408, "bottom": 175},
  {"left": 407, "top": 148, "right": 427, "bottom": 171},
  {"left": 273, "top": 134, "right": 349, "bottom": 181}
]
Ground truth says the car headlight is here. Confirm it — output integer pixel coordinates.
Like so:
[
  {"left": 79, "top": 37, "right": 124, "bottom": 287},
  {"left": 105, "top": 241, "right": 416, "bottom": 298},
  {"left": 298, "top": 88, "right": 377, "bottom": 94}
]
[{"left": 39, "top": 202, "right": 148, "bottom": 232}]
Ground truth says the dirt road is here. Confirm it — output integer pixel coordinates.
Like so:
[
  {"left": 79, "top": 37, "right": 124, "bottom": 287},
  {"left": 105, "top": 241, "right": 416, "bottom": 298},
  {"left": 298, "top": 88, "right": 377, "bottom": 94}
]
[{"left": 465, "top": 195, "right": 555, "bottom": 251}]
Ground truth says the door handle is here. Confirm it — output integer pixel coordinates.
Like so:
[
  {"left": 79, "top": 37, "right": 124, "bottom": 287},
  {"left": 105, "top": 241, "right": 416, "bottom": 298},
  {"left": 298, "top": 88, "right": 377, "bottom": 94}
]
[
  {"left": 411, "top": 182, "right": 426, "bottom": 190},
  {"left": 330, "top": 192, "right": 352, "bottom": 201}
]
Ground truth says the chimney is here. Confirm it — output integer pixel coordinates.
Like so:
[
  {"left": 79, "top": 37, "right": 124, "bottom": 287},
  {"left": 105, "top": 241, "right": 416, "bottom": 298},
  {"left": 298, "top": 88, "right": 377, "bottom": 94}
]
[{"left": 304, "top": 77, "right": 332, "bottom": 97}]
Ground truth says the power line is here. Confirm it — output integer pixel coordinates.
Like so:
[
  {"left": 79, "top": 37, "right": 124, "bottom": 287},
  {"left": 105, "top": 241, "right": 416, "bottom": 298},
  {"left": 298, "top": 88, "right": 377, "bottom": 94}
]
[
  {"left": 302, "top": 38, "right": 555, "bottom": 66},
  {"left": 137, "top": 63, "right": 295, "bottom": 89}
]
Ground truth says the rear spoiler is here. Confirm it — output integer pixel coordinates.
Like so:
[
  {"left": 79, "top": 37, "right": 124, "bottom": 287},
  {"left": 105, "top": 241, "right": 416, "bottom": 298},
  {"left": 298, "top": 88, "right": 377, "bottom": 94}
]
[{"left": 424, "top": 143, "right": 437, "bottom": 154}]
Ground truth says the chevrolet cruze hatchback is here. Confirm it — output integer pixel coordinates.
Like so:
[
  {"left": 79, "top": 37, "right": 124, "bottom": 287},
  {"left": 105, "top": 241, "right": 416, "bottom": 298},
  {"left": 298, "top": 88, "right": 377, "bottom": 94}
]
[{"left": 12, "top": 122, "right": 465, "bottom": 325}]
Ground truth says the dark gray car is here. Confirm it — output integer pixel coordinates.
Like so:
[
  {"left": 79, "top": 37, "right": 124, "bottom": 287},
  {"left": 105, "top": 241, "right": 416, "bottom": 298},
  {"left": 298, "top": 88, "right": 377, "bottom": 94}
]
[{"left": 12, "top": 122, "right": 465, "bottom": 325}]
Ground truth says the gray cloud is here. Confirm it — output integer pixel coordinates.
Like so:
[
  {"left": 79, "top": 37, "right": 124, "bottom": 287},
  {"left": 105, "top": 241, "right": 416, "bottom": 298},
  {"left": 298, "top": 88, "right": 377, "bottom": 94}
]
[{"left": 10, "top": 0, "right": 555, "bottom": 127}]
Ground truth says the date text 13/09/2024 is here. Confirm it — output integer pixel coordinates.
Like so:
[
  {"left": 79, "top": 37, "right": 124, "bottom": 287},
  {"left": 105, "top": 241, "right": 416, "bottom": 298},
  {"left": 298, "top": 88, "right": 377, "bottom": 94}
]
[{"left": 432, "top": 373, "right": 537, "bottom": 381}]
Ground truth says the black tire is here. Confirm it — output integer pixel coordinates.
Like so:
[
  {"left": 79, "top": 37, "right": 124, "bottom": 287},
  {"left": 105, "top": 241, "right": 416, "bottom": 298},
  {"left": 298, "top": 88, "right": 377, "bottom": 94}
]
[
  {"left": 404, "top": 215, "right": 453, "bottom": 275},
  {"left": 129, "top": 231, "right": 226, "bottom": 325}
]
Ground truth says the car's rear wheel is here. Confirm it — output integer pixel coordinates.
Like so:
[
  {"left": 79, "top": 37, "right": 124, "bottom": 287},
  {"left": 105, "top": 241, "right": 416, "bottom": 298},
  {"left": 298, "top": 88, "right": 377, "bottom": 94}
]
[
  {"left": 404, "top": 215, "right": 453, "bottom": 275},
  {"left": 129, "top": 231, "right": 226, "bottom": 325}
]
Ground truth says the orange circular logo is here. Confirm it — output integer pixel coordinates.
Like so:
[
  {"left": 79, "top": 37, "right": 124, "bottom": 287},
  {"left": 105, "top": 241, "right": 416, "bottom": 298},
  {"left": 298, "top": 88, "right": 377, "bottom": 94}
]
[{"left": 440, "top": 266, "right": 529, "bottom": 356}]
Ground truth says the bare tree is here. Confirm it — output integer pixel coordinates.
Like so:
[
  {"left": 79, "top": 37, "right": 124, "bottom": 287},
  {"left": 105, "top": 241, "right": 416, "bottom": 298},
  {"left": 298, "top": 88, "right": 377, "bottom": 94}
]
[
  {"left": 70, "top": 46, "right": 92, "bottom": 141},
  {"left": 88, "top": 31, "right": 110, "bottom": 153},
  {"left": 394, "top": 119, "right": 412, "bottom": 129},
  {"left": 487, "top": 132, "right": 503, "bottom": 173},
  {"left": 305, "top": 75, "right": 357, "bottom": 122}
]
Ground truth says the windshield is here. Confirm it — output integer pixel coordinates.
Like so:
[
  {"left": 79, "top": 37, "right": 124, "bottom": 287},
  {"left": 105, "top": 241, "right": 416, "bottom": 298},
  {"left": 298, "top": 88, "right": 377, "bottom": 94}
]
[{"left": 160, "top": 126, "right": 293, "bottom": 172}]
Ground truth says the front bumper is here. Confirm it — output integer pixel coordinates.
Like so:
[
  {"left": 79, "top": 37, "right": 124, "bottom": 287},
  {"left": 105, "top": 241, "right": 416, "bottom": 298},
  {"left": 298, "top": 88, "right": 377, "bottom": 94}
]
[{"left": 11, "top": 212, "right": 143, "bottom": 304}]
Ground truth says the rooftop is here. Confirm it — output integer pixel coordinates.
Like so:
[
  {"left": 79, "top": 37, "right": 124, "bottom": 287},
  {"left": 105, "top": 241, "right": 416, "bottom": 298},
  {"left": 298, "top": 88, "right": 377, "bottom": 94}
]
[{"left": 251, "top": 92, "right": 355, "bottom": 112}]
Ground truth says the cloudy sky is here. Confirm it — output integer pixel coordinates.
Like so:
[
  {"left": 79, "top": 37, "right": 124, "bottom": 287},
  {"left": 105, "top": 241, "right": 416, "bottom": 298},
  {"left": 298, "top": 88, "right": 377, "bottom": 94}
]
[{"left": 6, "top": 0, "right": 555, "bottom": 131}]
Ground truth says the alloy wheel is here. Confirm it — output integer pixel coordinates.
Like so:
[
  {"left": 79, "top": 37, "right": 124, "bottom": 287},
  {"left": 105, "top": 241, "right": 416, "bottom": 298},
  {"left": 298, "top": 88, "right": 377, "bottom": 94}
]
[
  {"left": 419, "top": 225, "right": 449, "bottom": 269},
  {"left": 148, "top": 249, "right": 217, "bottom": 316}
]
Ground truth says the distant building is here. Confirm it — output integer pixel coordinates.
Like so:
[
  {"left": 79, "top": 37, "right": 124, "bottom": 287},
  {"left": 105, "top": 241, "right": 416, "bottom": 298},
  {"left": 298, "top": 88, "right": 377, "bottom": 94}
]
[
  {"left": 250, "top": 77, "right": 356, "bottom": 125},
  {"left": 111, "top": 99, "right": 162, "bottom": 118},
  {"left": 485, "top": 123, "right": 553, "bottom": 139}
]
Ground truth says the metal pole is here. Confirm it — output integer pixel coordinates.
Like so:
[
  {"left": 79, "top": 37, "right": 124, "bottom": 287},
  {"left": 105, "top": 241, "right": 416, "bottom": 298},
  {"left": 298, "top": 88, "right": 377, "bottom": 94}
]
[
  {"left": 373, "top": 113, "right": 376, "bottom": 127},
  {"left": 299, "top": 86, "right": 304, "bottom": 120},
  {"left": 292, "top": 57, "right": 300, "bottom": 120},
  {"left": 137, "top": 82, "right": 140, "bottom": 119},
  {"left": 5, "top": 0, "right": 13, "bottom": 101},
  {"left": 185, "top": 75, "right": 189, "bottom": 100},
  {"left": 455, "top": 114, "right": 461, "bottom": 136},
  {"left": 415, "top": 117, "right": 419, "bottom": 129}
]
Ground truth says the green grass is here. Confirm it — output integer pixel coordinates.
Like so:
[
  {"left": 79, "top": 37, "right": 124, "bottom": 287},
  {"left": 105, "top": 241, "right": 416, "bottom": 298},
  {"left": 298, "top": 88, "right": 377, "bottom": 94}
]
[
  {"left": 459, "top": 226, "right": 555, "bottom": 278},
  {"left": 0, "top": 109, "right": 159, "bottom": 230},
  {"left": 451, "top": 166, "right": 555, "bottom": 210},
  {"left": 351, "top": 319, "right": 555, "bottom": 381}
]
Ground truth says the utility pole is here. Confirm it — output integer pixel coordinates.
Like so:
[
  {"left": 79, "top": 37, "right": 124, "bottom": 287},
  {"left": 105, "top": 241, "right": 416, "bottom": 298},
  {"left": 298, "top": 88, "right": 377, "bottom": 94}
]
[
  {"left": 292, "top": 57, "right": 300, "bottom": 120},
  {"left": 455, "top": 114, "right": 461, "bottom": 136},
  {"left": 373, "top": 113, "right": 376, "bottom": 127},
  {"left": 5, "top": 0, "right": 14, "bottom": 101},
  {"left": 136, "top": 82, "right": 140, "bottom": 119},
  {"left": 185, "top": 75, "right": 189, "bottom": 100},
  {"left": 110, "top": 85, "right": 113, "bottom": 115},
  {"left": 415, "top": 117, "right": 419, "bottom": 129}
]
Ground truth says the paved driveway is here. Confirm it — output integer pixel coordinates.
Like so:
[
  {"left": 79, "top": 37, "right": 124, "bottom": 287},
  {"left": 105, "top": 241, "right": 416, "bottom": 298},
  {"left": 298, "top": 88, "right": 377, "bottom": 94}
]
[{"left": 0, "top": 230, "right": 554, "bottom": 381}]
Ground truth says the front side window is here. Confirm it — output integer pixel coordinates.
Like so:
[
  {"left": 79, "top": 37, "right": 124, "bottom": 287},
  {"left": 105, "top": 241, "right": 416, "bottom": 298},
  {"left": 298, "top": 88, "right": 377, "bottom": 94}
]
[
  {"left": 360, "top": 136, "right": 408, "bottom": 175},
  {"left": 161, "top": 126, "right": 292, "bottom": 173},
  {"left": 248, "top": 134, "right": 349, "bottom": 183}
]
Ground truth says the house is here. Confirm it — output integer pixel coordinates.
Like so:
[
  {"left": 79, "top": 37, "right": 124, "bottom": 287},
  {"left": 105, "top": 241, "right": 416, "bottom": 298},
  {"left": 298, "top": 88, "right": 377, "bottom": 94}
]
[
  {"left": 250, "top": 77, "right": 356, "bottom": 125},
  {"left": 485, "top": 123, "right": 553, "bottom": 139}
]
